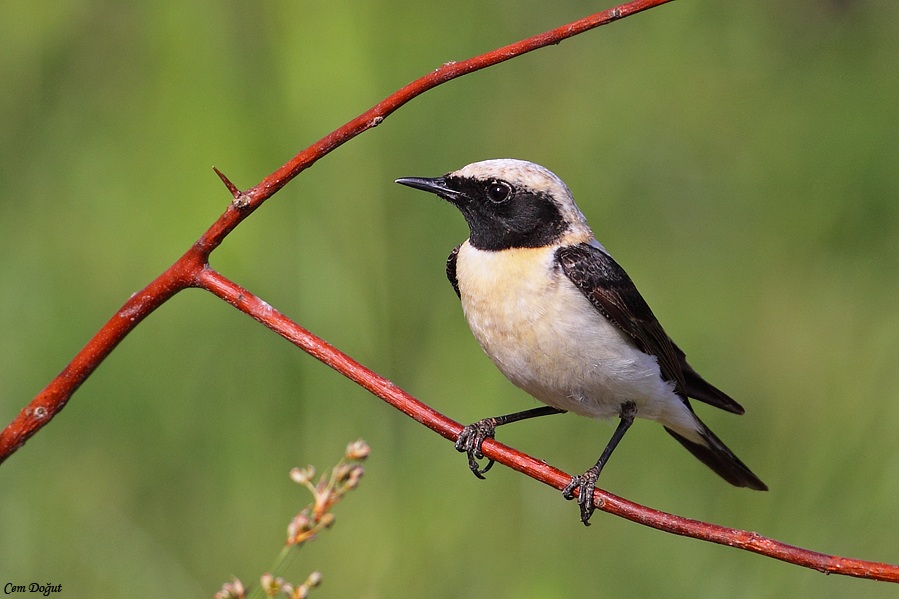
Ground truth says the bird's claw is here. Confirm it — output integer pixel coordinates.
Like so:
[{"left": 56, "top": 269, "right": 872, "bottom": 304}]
[
  {"left": 562, "top": 466, "right": 601, "bottom": 526},
  {"left": 455, "top": 419, "right": 498, "bottom": 479}
]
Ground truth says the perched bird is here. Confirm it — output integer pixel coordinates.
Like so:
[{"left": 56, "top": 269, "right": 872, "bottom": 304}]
[{"left": 396, "top": 159, "right": 767, "bottom": 524}]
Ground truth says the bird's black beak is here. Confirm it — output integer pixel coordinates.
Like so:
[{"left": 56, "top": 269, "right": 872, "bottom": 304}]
[{"left": 395, "top": 176, "right": 466, "bottom": 202}]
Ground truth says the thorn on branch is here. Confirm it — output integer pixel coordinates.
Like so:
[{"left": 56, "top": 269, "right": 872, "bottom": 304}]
[{"left": 213, "top": 166, "right": 250, "bottom": 208}]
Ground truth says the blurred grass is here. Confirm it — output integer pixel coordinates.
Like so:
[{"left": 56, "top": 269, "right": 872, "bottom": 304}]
[{"left": 1, "top": 0, "right": 898, "bottom": 597}]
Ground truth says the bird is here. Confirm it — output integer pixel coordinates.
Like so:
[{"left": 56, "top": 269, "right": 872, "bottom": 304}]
[{"left": 395, "top": 159, "right": 767, "bottom": 524}]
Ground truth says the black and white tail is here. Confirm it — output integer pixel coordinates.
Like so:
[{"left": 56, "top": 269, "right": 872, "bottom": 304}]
[{"left": 665, "top": 420, "right": 767, "bottom": 491}]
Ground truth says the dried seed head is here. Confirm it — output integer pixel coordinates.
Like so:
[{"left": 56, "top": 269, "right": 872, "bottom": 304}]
[
  {"left": 344, "top": 439, "right": 370, "bottom": 461},
  {"left": 214, "top": 578, "right": 245, "bottom": 599},
  {"left": 344, "top": 465, "right": 364, "bottom": 489},
  {"left": 260, "top": 573, "right": 285, "bottom": 595},
  {"left": 306, "top": 571, "right": 323, "bottom": 588},
  {"left": 290, "top": 465, "right": 316, "bottom": 485}
]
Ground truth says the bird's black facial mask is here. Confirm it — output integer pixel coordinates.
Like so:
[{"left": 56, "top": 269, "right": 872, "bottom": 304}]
[{"left": 396, "top": 175, "right": 567, "bottom": 251}]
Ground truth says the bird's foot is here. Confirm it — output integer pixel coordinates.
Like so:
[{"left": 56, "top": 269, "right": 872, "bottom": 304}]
[
  {"left": 455, "top": 419, "right": 499, "bottom": 479},
  {"left": 562, "top": 465, "right": 602, "bottom": 526}
]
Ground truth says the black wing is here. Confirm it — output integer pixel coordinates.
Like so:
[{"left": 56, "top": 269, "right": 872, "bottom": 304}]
[
  {"left": 446, "top": 244, "right": 461, "bottom": 298},
  {"left": 556, "top": 243, "right": 743, "bottom": 414}
]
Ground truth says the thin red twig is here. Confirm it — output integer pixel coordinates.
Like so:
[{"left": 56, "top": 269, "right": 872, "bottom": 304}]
[{"left": 2, "top": 0, "right": 897, "bottom": 583}]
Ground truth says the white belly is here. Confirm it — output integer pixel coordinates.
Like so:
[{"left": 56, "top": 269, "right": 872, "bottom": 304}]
[{"left": 455, "top": 242, "right": 694, "bottom": 430}]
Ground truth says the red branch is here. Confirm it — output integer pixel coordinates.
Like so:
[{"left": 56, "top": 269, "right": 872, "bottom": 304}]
[
  {"left": 199, "top": 268, "right": 899, "bottom": 582},
  {"left": 0, "top": 0, "right": 669, "bottom": 465},
  {"left": 2, "top": 0, "right": 897, "bottom": 583}
]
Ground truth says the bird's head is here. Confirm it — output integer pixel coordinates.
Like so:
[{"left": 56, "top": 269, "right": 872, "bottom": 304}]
[{"left": 396, "top": 159, "right": 592, "bottom": 251}]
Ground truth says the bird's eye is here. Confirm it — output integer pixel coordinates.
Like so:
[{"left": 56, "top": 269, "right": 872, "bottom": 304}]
[{"left": 486, "top": 181, "right": 512, "bottom": 203}]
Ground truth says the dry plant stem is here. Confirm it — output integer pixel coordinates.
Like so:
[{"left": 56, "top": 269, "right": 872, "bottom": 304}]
[{"left": 1, "top": 0, "right": 898, "bottom": 583}]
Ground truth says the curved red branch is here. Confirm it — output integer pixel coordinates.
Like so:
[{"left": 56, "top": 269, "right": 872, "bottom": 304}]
[
  {"left": 0, "top": 0, "right": 672, "bottom": 466},
  {"left": 196, "top": 268, "right": 899, "bottom": 583}
]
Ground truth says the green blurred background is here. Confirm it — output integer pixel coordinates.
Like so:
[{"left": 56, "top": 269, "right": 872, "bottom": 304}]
[{"left": 1, "top": 1, "right": 897, "bottom": 597}]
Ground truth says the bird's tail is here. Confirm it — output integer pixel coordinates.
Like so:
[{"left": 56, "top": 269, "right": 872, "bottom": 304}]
[{"left": 664, "top": 419, "right": 767, "bottom": 491}]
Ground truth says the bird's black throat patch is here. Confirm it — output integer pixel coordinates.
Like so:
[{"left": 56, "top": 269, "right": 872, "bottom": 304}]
[{"left": 443, "top": 175, "right": 568, "bottom": 251}]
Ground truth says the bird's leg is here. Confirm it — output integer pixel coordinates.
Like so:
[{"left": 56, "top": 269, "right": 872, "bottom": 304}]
[
  {"left": 562, "top": 401, "right": 637, "bottom": 525},
  {"left": 456, "top": 406, "right": 566, "bottom": 479}
]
